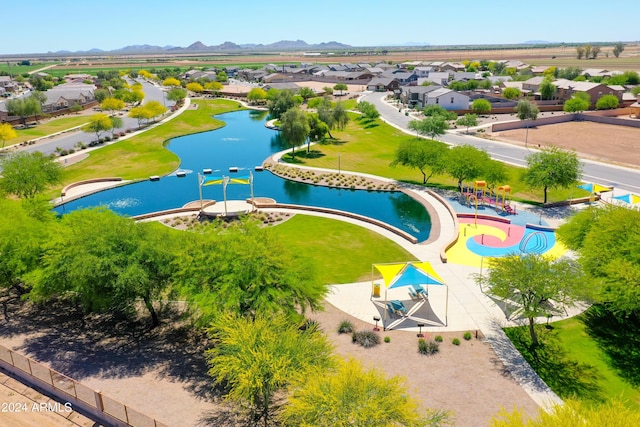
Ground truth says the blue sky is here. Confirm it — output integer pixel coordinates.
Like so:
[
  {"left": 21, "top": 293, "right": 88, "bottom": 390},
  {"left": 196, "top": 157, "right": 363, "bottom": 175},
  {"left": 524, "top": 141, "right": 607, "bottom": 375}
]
[{"left": 2, "top": 0, "right": 638, "bottom": 54}]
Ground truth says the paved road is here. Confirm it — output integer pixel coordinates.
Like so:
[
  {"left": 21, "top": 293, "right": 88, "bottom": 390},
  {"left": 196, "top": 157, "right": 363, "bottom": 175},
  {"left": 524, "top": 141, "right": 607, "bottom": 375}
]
[
  {"left": 363, "top": 91, "right": 640, "bottom": 193},
  {"left": 20, "top": 79, "right": 174, "bottom": 156}
]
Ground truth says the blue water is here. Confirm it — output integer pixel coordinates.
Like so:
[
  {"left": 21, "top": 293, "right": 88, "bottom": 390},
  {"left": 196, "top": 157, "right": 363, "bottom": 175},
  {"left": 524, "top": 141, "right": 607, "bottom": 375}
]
[{"left": 56, "top": 110, "right": 432, "bottom": 241}]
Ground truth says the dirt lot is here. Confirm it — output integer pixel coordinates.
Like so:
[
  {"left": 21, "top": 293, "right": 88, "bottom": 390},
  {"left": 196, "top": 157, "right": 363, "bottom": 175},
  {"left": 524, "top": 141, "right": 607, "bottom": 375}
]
[
  {"left": 488, "top": 120, "right": 640, "bottom": 168},
  {"left": 0, "top": 297, "right": 540, "bottom": 427}
]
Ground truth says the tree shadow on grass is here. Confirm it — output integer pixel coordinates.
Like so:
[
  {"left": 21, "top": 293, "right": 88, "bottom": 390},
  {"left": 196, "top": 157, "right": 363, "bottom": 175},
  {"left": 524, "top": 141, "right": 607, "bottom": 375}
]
[
  {"left": 1, "top": 298, "right": 219, "bottom": 401},
  {"left": 318, "top": 137, "right": 346, "bottom": 146},
  {"left": 292, "top": 149, "right": 325, "bottom": 160},
  {"left": 504, "top": 325, "right": 603, "bottom": 401},
  {"left": 582, "top": 305, "right": 640, "bottom": 387}
]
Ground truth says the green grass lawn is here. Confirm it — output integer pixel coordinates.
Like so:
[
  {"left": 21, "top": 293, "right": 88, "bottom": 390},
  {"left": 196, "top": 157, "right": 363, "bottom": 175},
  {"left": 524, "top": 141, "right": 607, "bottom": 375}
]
[
  {"left": 286, "top": 113, "right": 588, "bottom": 204},
  {"left": 270, "top": 215, "right": 416, "bottom": 285},
  {"left": 10, "top": 116, "right": 90, "bottom": 145},
  {"left": 505, "top": 310, "right": 640, "bottom": 409},
  {"left": 58, "top": 99, "right": 244, "bottom": 191},
  {"left": 552, "top": 315, "right": 640, "bottom": 406}
]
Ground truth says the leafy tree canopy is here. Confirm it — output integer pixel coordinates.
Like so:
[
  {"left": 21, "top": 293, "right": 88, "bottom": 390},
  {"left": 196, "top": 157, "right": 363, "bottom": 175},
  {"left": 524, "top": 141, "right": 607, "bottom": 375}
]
[{"left": 0, "top": 151, "right": 61, "bottom": 199}]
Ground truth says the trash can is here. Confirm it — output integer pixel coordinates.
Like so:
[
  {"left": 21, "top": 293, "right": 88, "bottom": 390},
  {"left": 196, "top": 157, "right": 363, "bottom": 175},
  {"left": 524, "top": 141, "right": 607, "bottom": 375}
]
[{"left": 373, "top": 283, "right": 381, "bottom": 298}]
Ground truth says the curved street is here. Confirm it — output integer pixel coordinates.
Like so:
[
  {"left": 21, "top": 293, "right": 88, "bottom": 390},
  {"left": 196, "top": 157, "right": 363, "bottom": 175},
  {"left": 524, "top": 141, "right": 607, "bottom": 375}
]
[{"left": 363, "top": 91, "right": 640, "bottom": 193}]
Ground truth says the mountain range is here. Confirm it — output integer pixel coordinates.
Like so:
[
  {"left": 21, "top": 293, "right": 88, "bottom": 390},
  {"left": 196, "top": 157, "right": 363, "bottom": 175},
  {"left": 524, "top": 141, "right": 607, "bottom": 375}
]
[{"left": 48, "top": 40, "right": 352, "bottom": 55}]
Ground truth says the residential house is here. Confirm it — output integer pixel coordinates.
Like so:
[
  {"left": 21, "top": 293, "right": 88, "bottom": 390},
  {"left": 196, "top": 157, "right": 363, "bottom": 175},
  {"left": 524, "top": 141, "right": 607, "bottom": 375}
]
[
  {"left": 530, "top": 66, "right": 552, "bottom": 76},
  {"left": 400, "top": 85, "right": 441, "bottom": 108},
  {"left": 373, "top": 62, "right": 396, "bottom": 71},
  {"left": 439, "top": 62, "right": 465, "bottom": 72},
  {"left": 424, "top": 88, "right": 470, "bottom": 110},
  {"left": 413, "top": 66, "right": 433, "bottom": 78},
  {"left": 418, "top": 72, "right": 449, "bottom": 86},
  {"left": 581, "top": 69, "right": 613, "bottom": 79},
  {"left": 553, "top": 79, "right": 623, "bottom": 105},
  {"left": 522, "top": 76, "right": 546, "bottom": 94},
  {"left": 366, "top": 77, "right": 399, "bottom": 92},
  {"left": 42, "top": 84, "right": 95, "bottom": 112},
  {"left": 0, "top": 76, "right": 19, "bottom": 94},
  {"left": 452, "top": 72, "right": 478, "bottom": 81},
  {"left": 381, "top": 70, "right": 417, "bottom": 85},
  {"left": 261, "top": 82, "right": 300, "bottom": 92},
  {"left": 630, "top": 94, "right": 640, "bottom": 117}
]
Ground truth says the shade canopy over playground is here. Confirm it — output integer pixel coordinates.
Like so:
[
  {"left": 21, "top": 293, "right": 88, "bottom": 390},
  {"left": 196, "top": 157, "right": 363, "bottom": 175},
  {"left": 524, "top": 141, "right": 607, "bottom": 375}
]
[{"left": 372, "top": 262, "right": 448, "bottom": 329}]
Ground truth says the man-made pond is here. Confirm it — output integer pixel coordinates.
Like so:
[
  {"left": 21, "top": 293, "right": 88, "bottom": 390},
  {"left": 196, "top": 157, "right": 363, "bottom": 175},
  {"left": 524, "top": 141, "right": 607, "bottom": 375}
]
[{"left": 56, "top": 110, "right": 432, "bottom": 241}]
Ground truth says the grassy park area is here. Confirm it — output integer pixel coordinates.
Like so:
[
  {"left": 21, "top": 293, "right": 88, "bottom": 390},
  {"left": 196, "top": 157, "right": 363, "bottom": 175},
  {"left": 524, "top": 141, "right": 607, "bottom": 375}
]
[
  {"left": 271, "top": 215, "right": 415, "bottom": 284},
  {"left": 286, "top": 114, "right": 586, "bottom": 204},
  {"left": 505, "top": 308, "right": 640, "bottom": 409},
  {"left": 12, "top": 115, "right": 90, "bottom": 145}
]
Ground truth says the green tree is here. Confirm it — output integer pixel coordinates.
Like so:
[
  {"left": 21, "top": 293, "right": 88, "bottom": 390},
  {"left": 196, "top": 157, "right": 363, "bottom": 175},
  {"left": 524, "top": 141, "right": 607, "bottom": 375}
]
[
  {"left": 476, "top": 254, "right": 583, "bottom": 346},
  {"left": 456, "top": 113, "right": 478, "bottom": 133},
  {"left": 0, "top": 122, "right": 17, "bottom": 149},
  {"left": 69, "top": 102, "right": 83, "bottom": 114},
  {"left": 595, "top": 94, "right": 619, "bottom": 110},
  {"left": 282, "top": 358, "right": 449, "bottom": 427},
  {"left": 539, "top": 78, "right": 556, "bottom": 100},
  {"left": 166, "top": 87, "right": 187, "bottom": 104},
  {"left": 322, "top": 86, "right": 333, "bottom": 95},
  {"left": 307, "top": 113, "right": 329, "bottom": 150},
  {"left": 83, "top": 113, "right": 112, "bottom": 140},
  {"left": 484, "top": 159, "right": 508, "bottom": 190},
  {"left": 515, "top": 99, "right": 539, "bottom": 148},
  {"left": 185, "top": 82, "right": 203, "bottom": 93},
  {"left": 612, "top": 42, "right": 625, "bottom": 58},
  {"left": 446, "top": 144, "right": 491, "bottom": 191},
  {"left": 0, "top": 151, "right": 61, "bottom": 199},
  {"left": 491, "top": 398, "right": 640, "bottom": 427},
  {"left": 356, "top": 101, "right": 380, "bottom": 120},
  {"left": 576, "top": 46, "right": 585, "bottom": 60},
  {"left": 6, "top": 97, "right": 41, "bottom": 126},
  {"left": 268, "top": 89, "right": 297, "bottom": 120},
  {"left": 583, "top": 44, "right": 592, "bottom": 60},
  {"left": 521, "top": 146, "right": 582, "bottom": 204},
  {"left": 502, "top": 87, "right": 521, "bottom": 100},
  {"left": 93, "top": 88, "right": 110, "bottom": 103},
  {"left": 408, "top": 116, "right": 449, "bottom": 139},
  {"left": 471, "top": 98, "right": 492, "bottom": 114},
  {"left": 333, "top": 83, "right": 348, "bottom": 96},
  {"left": 28, "top": 208, "right": 174, "bottom": 326},
  {"left": 423, "top": 104, "right": 456, "bottom": 120},
  {"left": 128, "top": 105, "right": 153, "bottom": 128},
  {"left": 30, "top": 91, "right": 47, "bottom": 121},
  {"left": 391, "top": 139, "right": 448, "bottom": 184},
  {"left": 206, "top": 312, "right": 334, "bottom": 427},
  {"left": 174, "top": 219, "right": 326, "bottom": 323},
  {"left": 144, "top": 100, "right": 167, "bottom": 121},
  {"left": 591, "top": 45, "right": 601, "bottom": 59},
  {"left": 564, "top": 95, "right": 590, "bottom": 113},
  {"left": 100, "top": 97, "right": 125, "bottom": 115},
  {"left": 557, "top": 66, "right": 583, "bottom": 80},
  {"left": 109, "top": 116, "right": 123, "bottom": 137},
  {"left": 557, "top": 205, "right": 640, "bottom": 317},
  {"left": 162, "top": 77, "right": 181, "bottom": 87},
  {"left": 0, "top": 199, "right": 51, "bottom": 297},
  {"left": 247, "top": 87, "right": 267, "bottom": 105},
  {"left": 205, "top": 80, "right": 223, "bottom": 94},
  {"left": 280, "top": 107, "right": 310, "bottom": 157},
  {"left": 298, "top": 86, "right": 315, "bottom": 102},
  {"left": 216, "top": 71, "right": 228, "bottom": 83}
]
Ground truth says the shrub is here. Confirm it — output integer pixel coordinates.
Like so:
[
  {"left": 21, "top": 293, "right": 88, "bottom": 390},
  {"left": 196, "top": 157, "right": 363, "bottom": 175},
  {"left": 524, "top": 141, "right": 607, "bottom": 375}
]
[
  {"left": 352, "top": 330, "right": 380, "bottom": 348},
  {"left": 434, "top": 335, "right": 443, "bottom": 342},
  {"left": 337, "top": 319, "right": 354, "bottom": 334},
  {"left": 463, "top": 331, "right": 472, "bottom": 341},
  {"left": 384, "top": 336, "right": 391, "bottom": 343},
  {"left": 452, "top": 338, "right": 461, "bottom": 346},
  {"left": 418, "top": 339, "right": 439, "bottom": 355}
]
